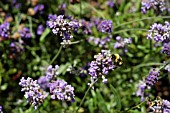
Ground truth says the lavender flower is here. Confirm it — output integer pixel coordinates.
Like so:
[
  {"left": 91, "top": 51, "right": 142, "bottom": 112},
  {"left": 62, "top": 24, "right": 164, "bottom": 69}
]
[
  {"left": 19, "top": 77, "right": 48, "bottom": 109},
  {"left": 147, "top": 22, "right": 170, "bottom": 42},
  {"left": 34, "top": 4, "right": 44, "bottom": 14},
  {"left": 18, "top": 27, "right": 32, "bottom": 38},
  {"left": 97, "top": 20, "right": 112, "bottom": 33},
  {"left": 161, "top": 42, "right": 170, "bottom": 55},
  {"left": 37, "top": 25, "right": 45, "bottom": 35},
  {"left": 114, "top": 36, "right": 132, "bottom": 52},
  {"left": 45, "top": 65, "right": 59, "bottom": 81},
  {"left": 48, "top": 79, "right": 75, "bottom": 102},
  {"left": 47, "top": 14, "right": 79, "bottom": 42},
  {"left": 141, "top": 0, "right": 166, "bottom": 14},
  {"left": 88, "top": 50, "right": 118, "bottom": 84},
  {"left": 136, "top": 80, "right": 147, "bottom": 102},
  {"left": 145, "top": 68, "right": 160, "bottom": 86},
  {"left": 163, "top": 99, "right": 170, "bottom": 113},
  {"left": 0, "top": 22, "right": 10, "bottom": 39},
  {"left": 106, "top": 0, "right": 114, "bottom": 8}
]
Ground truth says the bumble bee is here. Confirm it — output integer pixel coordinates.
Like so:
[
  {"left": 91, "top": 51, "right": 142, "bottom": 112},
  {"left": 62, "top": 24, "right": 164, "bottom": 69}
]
[
  {"left": 69, "top": 0, "right": 80, "bottom": 4},
  {"left": 112, "top": 54, "right": 123, "bottom": 66}
]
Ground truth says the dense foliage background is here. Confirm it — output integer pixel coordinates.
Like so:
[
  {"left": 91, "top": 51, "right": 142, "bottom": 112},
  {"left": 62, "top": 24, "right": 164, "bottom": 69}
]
[{"left": 0, "top": 0, "right": 170, "bottom": 113}]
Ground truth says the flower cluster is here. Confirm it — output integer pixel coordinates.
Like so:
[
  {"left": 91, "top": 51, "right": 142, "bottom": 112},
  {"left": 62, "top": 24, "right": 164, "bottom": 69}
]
[
  {"left": 37, "top": 64, "right": 75, "bottom": 102},
  {"left": 141, "top": 0, "right": 166, "bottom": 14},
  {"left": 46, "top": 14, "right": 79, "bottom": 42},
  {"left": 147, "top": 21, "right": 170, "bottom": 55},
  {"left": 114, "top": 36, "right": 132, "bottom": 52},
  {"left": 161, "top": 42, "right": 170, "bottom": 55},
  {"left": 88, "top": 35, "right": 112, "bottom": 48},
  {"left": 96, "top": 20, "right": 113, "bottom": 33},
  {"left": 18, "top": 27, "right": 32, "bottom": 38},
  {"left": 147, "top": 22, "right": 170, "bottom": 42},
  {"left": 19, "top": 77, "right": 48, "bottom": 109},
  {"left": 0, "top": 22, "right": 10, "bottom": 39},
  {"left": 49, "top": 79, "right": 75, "bottom": 102},
  {"left": 145, "top": 68, "right": 160, "bottom": 86},
  {"left": 136, "top": 80, "right": 147, "bottom": 102},
  {"left": 136, "top": 68, "right": 160, "bottom": 101},
  {"left": 37, "top": 25, "right": 45, "bottom": 35},
  {"left": 88, "top": 50, "right": 117, "bottom": 84}
]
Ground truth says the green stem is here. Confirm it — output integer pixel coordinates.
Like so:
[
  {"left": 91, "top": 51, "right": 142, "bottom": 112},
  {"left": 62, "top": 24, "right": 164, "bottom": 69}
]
[
  {"left": 50, "top": 46, "right": 62, "bottom": 65},
  {"left": 79, "top": 0, "right": 82, "bottom": 18},
  {"left": 114, "top": 16, "right": 170, "bottom": 29},
  {"left": 125, "top": 101, "right": 145, "bottom": 112},
  {"left": 74, "top": 78, "right": 98, "bottom": 113},
  {"left": 113, "top": 28, "right": 147, "bottom": 34}
]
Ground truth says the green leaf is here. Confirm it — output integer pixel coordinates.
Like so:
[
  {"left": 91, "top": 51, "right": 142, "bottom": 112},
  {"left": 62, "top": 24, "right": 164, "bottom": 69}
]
[
  {"left": 40, "top": 28, "right": 51, "bottom": 42},
  {"left": 110, "top": 84, "right": 121, "bottom": 111}
]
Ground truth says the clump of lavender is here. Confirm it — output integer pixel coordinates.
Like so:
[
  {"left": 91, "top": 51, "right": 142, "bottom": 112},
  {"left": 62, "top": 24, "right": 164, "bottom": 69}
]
[
  {"left": 0, "top": 22, "right": 10, "bottom": 39},
  {"left": 163, "top": 99, "right": 170, "bottom": 113},
  {"left": 141, "top": 0, "right": 166, "bottom": 14},
  {"left": 147, "top": 22, "right": 170, "bottom": 42},
  {"left": 145, "top": 68, "right": 160, "bottom": 86},
  {"left": 34, "top": 4, "right": 44, "bottom": 14},
  {"left": 37, "top": 25, "right": 45, "bottom": 35},
  {"left": 147, "top": 21, "right": 170, "bottom": 55},
  {"left": 18, "top": 27, "right": 32, "bottom": 38},
  {"left": 114, "top": 36, "right": 132, "bottom": 52},
  {"left": 46, "top": 14, "right": 79, "bottom": 43},
  {"left": 88, "top": 35, "right": 112, "bottom": 48},
  {"left": 48, "top": 79, "right": 75, "bottom": 102},
  {"left": 19, "top": 77, "right": 48, "bottom": 109},
  {"left": 88, "top": 50, "right": 119, "bottom": 84}
]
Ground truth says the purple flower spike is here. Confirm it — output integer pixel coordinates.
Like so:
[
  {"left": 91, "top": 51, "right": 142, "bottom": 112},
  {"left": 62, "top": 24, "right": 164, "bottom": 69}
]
[
  {"left": 97, "top": 20, "right": 112, "bottom": 33},
  {"left": 0, "top": 22, "right": 10, "bottom": 39},
  {"left": 145, "top": 68, "right": 160, "bottom": 86}
]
